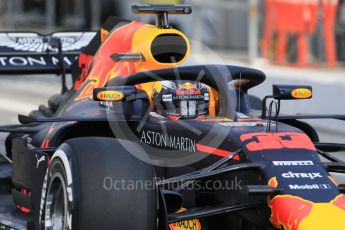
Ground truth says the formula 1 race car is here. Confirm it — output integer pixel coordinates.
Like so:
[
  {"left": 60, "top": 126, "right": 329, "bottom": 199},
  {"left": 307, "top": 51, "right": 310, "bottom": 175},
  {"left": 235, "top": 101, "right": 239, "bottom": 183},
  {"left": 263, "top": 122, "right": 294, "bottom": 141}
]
[{"left": 1, "top": 4, "right": 345, "bottom": 230}]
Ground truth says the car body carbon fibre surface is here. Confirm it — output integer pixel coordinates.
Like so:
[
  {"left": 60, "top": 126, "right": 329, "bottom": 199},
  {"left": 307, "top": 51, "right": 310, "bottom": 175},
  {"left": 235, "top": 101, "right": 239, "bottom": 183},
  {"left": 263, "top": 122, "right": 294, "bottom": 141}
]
[{"left": 1, "top": 4, "right": 345, "bottom": 230}]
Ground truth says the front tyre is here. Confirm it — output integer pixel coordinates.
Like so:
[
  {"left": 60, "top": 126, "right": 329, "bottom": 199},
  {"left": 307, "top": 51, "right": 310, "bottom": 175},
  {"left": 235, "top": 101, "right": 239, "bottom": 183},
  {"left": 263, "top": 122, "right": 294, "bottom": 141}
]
[{"left": 39, "top": 137, "right": 158, "bottom": 230}]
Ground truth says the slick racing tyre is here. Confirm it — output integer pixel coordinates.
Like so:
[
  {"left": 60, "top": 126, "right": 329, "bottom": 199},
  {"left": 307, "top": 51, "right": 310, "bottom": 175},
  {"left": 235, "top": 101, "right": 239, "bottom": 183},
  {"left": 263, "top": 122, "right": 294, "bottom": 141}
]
[{"left": 39, "top": 137, "right": 157, "bottom": 230}]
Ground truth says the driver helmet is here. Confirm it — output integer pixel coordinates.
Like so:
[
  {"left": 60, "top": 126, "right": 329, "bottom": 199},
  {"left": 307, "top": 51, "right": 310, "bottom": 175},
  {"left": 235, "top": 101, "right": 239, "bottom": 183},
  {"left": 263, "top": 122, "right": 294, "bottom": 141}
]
[{"left": 155, "top": 80, "right": 210, "bottom": 119}]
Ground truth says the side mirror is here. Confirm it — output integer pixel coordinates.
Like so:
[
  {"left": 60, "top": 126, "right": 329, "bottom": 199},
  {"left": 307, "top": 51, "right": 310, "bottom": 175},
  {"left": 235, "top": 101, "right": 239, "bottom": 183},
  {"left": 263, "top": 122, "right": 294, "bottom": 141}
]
[
  {"left": 273, "top": 85, "right": 312, "bottom": 100},
  {"left": 261, "top": 84, "right": 313, "bottom": 118},
  {"left": 93, "top": 86, "right": 150, "bottom": 120}
]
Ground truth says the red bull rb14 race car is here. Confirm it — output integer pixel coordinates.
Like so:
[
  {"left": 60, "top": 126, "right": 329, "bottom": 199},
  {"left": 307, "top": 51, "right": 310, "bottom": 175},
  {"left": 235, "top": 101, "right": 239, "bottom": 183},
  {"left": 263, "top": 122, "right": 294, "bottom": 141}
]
[{"left": 1, "top": 4, "right": 345, "bottom": 230}]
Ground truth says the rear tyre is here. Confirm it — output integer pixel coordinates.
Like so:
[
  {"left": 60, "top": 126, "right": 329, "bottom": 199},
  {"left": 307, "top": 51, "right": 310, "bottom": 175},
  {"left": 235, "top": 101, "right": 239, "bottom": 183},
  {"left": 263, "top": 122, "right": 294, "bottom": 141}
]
[{"left": 39, "top": 137, "right": 157, "bottom": 230}]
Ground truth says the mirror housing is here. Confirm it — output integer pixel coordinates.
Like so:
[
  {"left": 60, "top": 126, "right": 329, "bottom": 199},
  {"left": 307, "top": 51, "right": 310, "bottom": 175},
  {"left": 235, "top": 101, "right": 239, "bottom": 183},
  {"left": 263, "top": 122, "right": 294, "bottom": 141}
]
[
  {"left": 261, "top": 84, "right": 313, "bottom": 118},
  {"left": 273, "top": 84, "right": 312, "bottom": 100},
  {"left": 93, "top": 86, "right": 150, "bottom": 119}
]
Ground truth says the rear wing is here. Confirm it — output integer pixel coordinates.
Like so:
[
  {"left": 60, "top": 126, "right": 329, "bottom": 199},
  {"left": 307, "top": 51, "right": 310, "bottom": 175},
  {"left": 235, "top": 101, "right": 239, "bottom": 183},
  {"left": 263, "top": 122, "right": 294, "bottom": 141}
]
[{"left": 0, "top": 31, "right": 96, "bottom": 74}]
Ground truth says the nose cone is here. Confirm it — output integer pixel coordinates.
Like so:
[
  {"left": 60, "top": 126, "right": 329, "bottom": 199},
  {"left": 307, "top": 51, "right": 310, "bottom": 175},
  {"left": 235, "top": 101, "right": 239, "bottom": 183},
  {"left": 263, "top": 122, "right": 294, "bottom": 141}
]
[{"left": 269, "top": 194, "right": 345, "bottom": 230}]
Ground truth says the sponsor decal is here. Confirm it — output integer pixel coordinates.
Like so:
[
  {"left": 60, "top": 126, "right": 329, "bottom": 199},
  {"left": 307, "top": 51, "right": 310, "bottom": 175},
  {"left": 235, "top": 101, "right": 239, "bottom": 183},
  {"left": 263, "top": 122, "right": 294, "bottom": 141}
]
[
  {"left": 96, "top": 90, "right": 124, "bottom": 101},
  {"left": 179, "top": 82, "right": 197, "bottom": 90},
  {"left": 273, "top": 160, "right": 314, "bottom": 166},
  {"left": 169, "top": 208, "right": 201, "bottom": 230},
  {"left": 0, "top": 32, "right": 95, "bottom": 52},
  {"left": 176, "top": 89, "right": 201, "bottom": 95},
  {"left": 162, "top": 94, "right": 173, "bottom": 102},
  {"left": 173, "top": 94, "right": 204, "bottom": 100},
  {"left": 291, "top": 88, "right": 312, "bottom": 99},
  {"left": 35, "top": 154, "right": 46, "bottom": 168},
  {"left": 0, "top": 56, "right": 76, "bottom": 67},
  {"left": 289, "top": 184, "right": 332, "bottom": 190},
  {"left": 100, "top": 101, "right": 114, "bottom": 108},
  {"left": 269, "top": 194, "right": 345, "bottom": 230},
  {"left": 169, "top": 220, "right": 201, "bottom": 230},
  {"left": 240, "top": 132, "right": 316, "bottom": 151},
  {"left": 140, "top": 130, "right": 196, "bottom": 152},
  {"left": 282, "top": 172, "right": 322, "bottom": 180},
  {"left": 176, "top": 88, "right": 201, "bottom": 96},
  {"left": 204, "top": 93, "right": 209, "bottom": 100},
  {"left": 176, "top": 82, "right": 201, "bottom": 95}
]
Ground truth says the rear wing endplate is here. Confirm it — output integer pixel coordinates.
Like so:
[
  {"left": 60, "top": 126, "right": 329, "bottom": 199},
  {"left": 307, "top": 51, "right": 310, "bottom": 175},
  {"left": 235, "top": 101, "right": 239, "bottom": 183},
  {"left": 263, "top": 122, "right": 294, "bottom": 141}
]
[{"left": 0, "top": 31, "right": 96, "bottom": 74}]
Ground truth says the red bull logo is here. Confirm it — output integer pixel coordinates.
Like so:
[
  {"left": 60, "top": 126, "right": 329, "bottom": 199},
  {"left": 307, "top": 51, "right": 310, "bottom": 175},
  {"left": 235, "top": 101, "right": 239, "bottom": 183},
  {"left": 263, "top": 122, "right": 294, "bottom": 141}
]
[
  {"left": 268, "top": 176, "right": 345, "bottom": 229},
  {"left": 269, "top": 193, "right": 345, "bottom": 230},
  {"left": 269, "top": 195, "right": 313, "bottom": 230},
  {"left": 179, "top": 82, "right": 197, "bottom": 90},
  {"left": 176, "top": 82, "right": 201, "bottom": 95}
]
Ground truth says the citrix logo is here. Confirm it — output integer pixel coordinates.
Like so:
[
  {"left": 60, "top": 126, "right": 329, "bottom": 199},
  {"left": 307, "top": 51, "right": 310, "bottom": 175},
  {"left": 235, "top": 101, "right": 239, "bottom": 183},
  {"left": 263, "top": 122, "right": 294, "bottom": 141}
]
[{"left": 282, "top": 171, "right": 322, "bottom": 180}]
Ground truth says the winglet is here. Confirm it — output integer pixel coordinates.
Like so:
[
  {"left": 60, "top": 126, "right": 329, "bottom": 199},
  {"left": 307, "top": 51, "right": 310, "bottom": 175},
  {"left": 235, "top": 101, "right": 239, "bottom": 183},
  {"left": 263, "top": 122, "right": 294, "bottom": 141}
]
[{"left": 18, "top": 115, "right": 38, "bottom": 125}]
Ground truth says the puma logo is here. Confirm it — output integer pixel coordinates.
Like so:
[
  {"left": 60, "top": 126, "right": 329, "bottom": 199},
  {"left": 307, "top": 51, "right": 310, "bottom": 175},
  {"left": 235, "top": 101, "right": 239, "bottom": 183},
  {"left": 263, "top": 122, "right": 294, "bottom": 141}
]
[{"left": 35, "top": 155, "right": 46, "bottom": 168}]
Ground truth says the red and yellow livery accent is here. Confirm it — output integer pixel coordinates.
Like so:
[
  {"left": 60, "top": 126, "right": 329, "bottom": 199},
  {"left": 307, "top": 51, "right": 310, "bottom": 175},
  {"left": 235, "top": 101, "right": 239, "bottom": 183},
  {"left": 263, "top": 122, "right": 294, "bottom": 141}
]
[
  {"left": 269, "top": 194, "right": 345, "bottom": 230},
  {"left": 75, "top": 21, "right": 190, "bottom": 101},
  {"left": 268, "top": 176, "right": 345, "bottom": 230},
  {"left": 240, "top": 132, "right": 316, "bottom": 152},
  {"left": 268, "top": 177, "right": 278, "bottom": 188}
]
